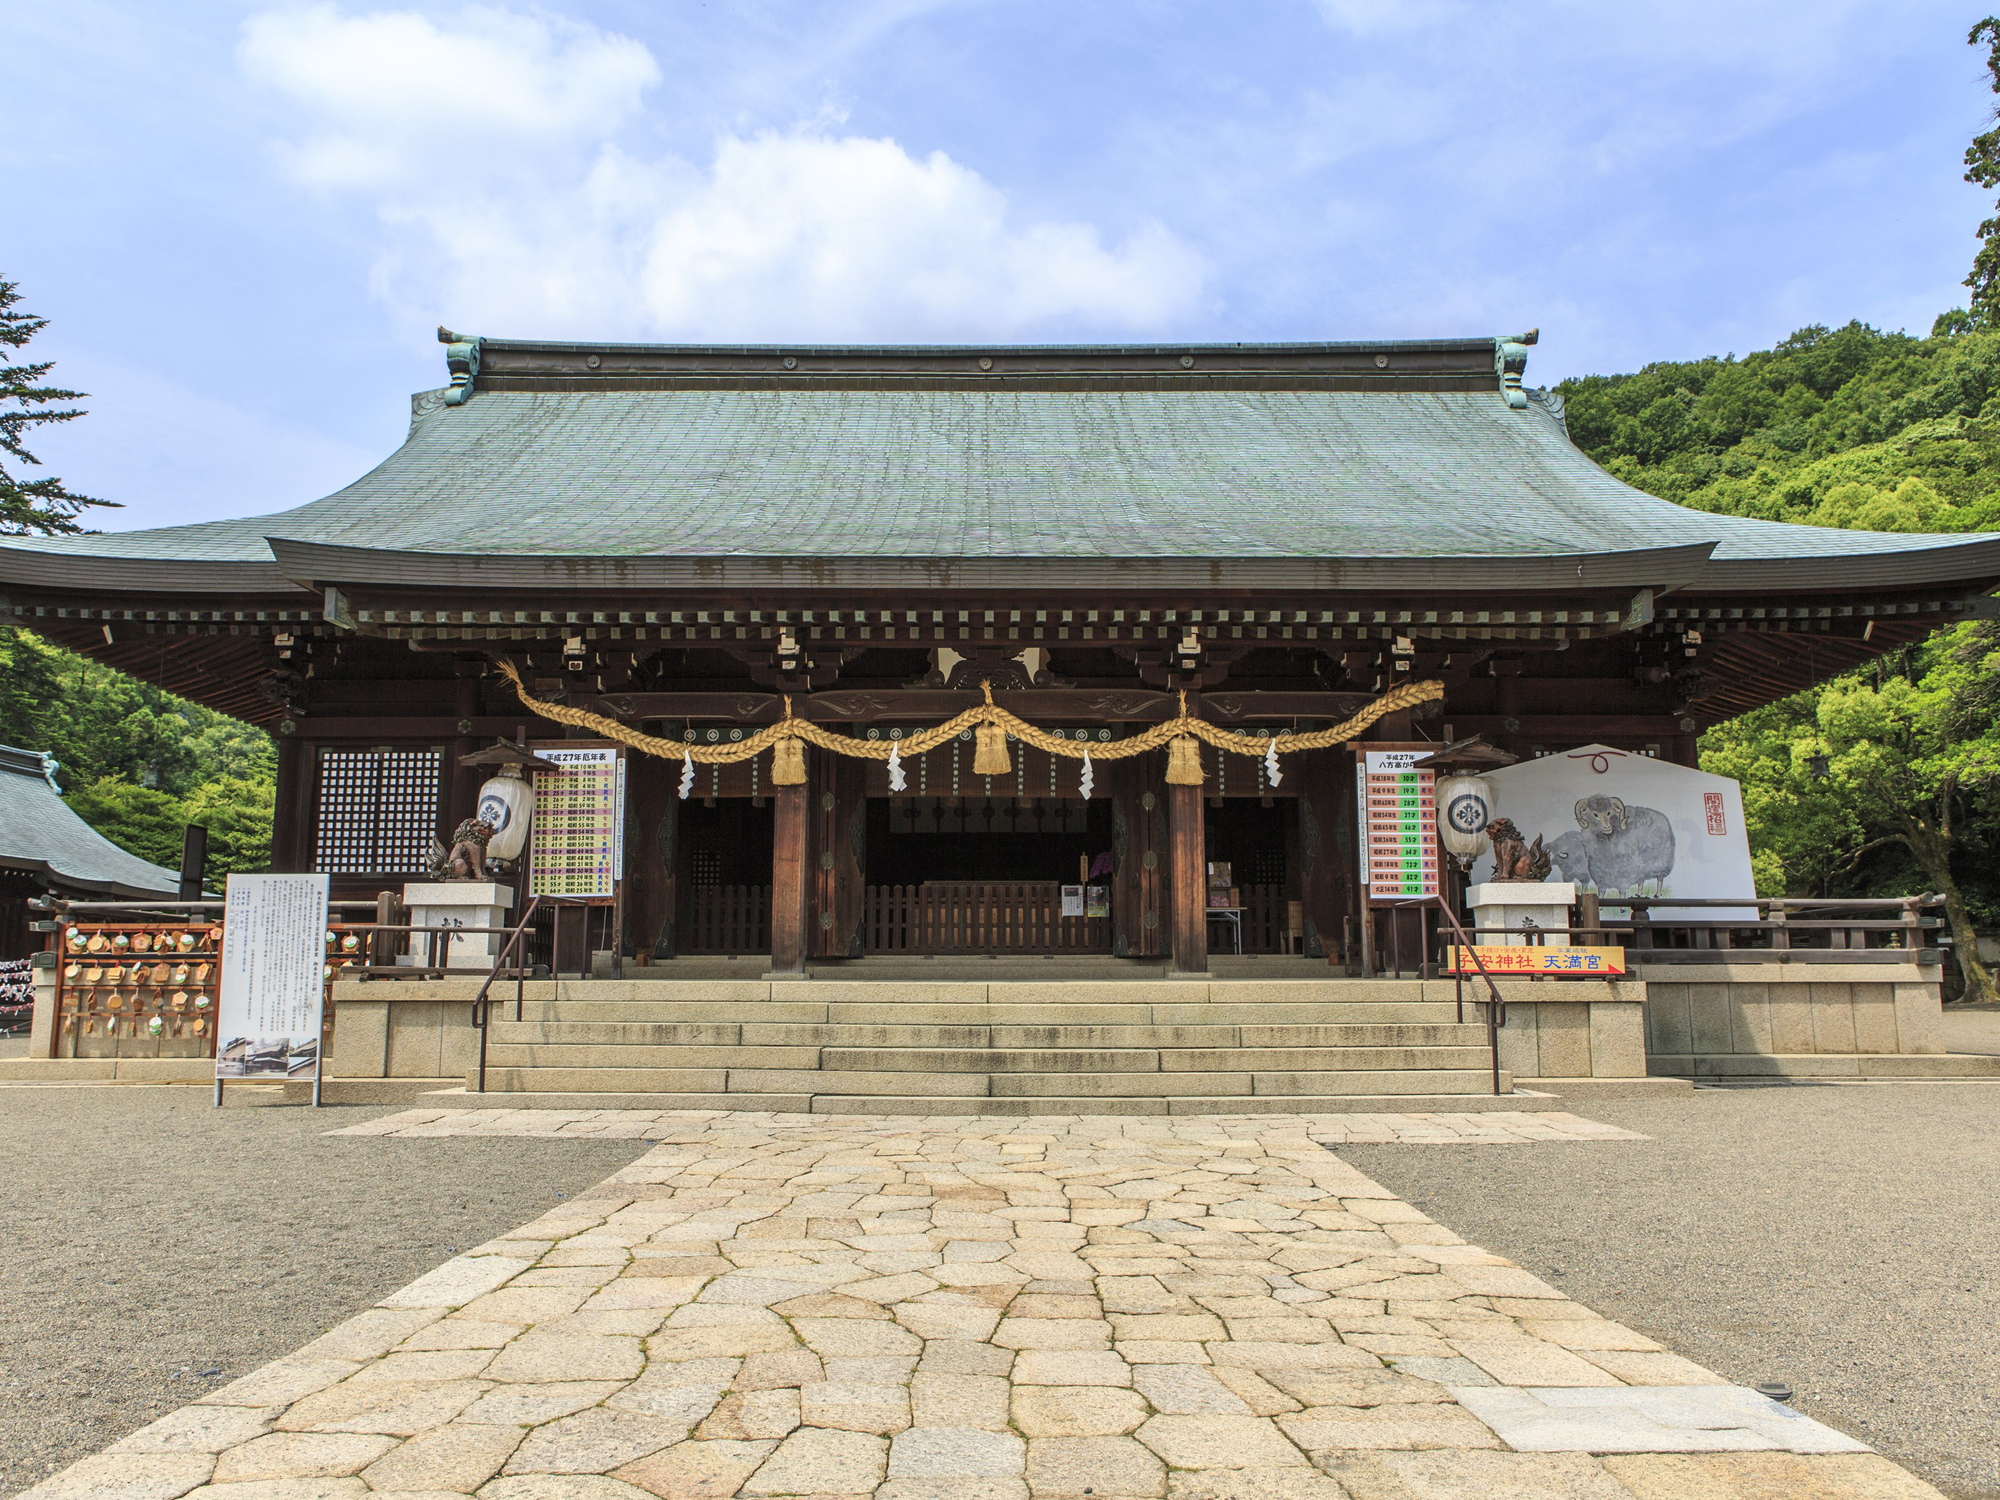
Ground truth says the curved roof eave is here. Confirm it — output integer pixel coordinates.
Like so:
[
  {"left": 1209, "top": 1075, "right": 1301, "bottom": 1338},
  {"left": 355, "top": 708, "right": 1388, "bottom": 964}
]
[{"left": 270, "top": 538, "right": 1720, "bottom": 595}]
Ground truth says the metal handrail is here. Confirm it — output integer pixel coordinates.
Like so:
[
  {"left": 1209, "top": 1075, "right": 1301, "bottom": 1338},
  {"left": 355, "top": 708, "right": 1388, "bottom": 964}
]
[
  {"left": 470, "top": 896, "right": 543, "bottom": 1094},
  {"left": 1430, "top": 901, "right": 1507, "bottom": 1097},
  {"left": 1384, "top": 897, "right": 1505, "bottom": 1096}
]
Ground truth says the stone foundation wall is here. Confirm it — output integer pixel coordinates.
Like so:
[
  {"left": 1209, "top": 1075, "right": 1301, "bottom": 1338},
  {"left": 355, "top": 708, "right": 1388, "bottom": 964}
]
[
  {"left": 328, "top": 983, "right": 479, "bottom": 1082},
  {"left": 1482, "top": 978, "right": 1649, "bottom": 1081},
  {"left": 1640, "top": 962, "right": 1947, "bottom": 1077}
]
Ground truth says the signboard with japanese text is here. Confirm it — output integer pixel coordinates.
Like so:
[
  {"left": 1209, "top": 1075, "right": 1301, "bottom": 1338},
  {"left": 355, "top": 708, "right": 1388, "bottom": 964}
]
[
  {"left": 1447, "top": 945, "right": 1627, "bottom": 976},
  {"left": 1356, "top": 749, "right": 1439, "bottom": 900},
  {"left": 215, "top": 873, "right": 329, "bottom": 1080},
  {"left": 528, "top": 744, "right": 626, "bottom": 899}
]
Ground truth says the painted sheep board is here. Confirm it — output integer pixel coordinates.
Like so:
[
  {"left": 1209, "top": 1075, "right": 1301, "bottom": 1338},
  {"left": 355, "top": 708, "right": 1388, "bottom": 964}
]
[{"left": 1466, "top": 743, "right": 1754, "bottom": 919}]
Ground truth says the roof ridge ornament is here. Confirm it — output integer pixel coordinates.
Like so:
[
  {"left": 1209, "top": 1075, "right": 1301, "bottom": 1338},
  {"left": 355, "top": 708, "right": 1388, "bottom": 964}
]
[
  {"left": 438, "top": 325, "right": 483, "bottom": 406},
  {"left": 1495, "top": 327, "right": 1537, "bottom": 409}
]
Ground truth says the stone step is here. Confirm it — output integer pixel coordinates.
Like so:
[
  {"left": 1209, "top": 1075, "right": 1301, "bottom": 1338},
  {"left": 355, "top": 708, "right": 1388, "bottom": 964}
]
[
  {"left": 810, "top": 1046, "right": 1494, "bottom": 1074},
  {"left": 483, "top": 1020, "right": 1491, "bottom": 1049},
  {"left": 501, "top": 1001, "right": 1465, "bottom": 1026},
  {"left": 444, "top": 1088, "right": 1544, "bottom": 1115},
  {"left": 474, "top": 978, "right": 1445, "bottom": 1004},
  {"left": 479, "top": 1066, "right": 1503, "bottom": 1098}
]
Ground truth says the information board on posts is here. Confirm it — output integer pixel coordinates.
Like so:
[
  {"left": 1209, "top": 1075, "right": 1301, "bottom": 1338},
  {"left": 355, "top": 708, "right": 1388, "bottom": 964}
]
[
  {"left": 215, "top": 873, "right": 329, "bottom": 1081},
  {"left": 529, "top": 745, "right": 627, "bottom": 899},
  {"left": 1356, "top": 749, "right": 1439, "bottom": 900}
]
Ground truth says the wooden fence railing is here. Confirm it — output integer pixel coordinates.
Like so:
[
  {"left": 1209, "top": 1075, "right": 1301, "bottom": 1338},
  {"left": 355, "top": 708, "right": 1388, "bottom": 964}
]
[
  {"left": 684, "top": 885, "right": 772, "bottom": 955},
  {"left": 865, "top": 882, "right": 1110, "bottom": 953}
]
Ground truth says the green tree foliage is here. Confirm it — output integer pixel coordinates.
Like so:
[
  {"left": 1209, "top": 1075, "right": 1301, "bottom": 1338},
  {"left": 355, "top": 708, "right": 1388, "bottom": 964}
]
[
  {"left": 1963, "top": 19, "right": 2000, "bottom": 326},
  {"left": 1562, "top": 320, "right": 2000, "bottom": 999},
  {"left": 1700, "top": 632, "right": 2000, "bottom": 1001},
  {"left": 0, "top": 626, "right": 275, "bottom": 879},
  {"left": 1561, "top": 321, "right": 2000, "bottom": 530},
  {"left": 0, "top": 277, "right": 116, "bottom": 535}
]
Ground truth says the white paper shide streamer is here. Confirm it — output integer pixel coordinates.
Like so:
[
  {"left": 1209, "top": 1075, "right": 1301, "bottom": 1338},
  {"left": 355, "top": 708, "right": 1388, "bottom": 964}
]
[
  {"left": 679, "top": 748, "right": 695, "bottom": 800},
  {"left": 888, "top": 741, "right": 906, "bottom": 792},
  {"left": 1079, "top": 747, "right": 1094, "bottom": 801},
  {"left": 1264, "top": 739, "right": 1282, "bottom": 787}
]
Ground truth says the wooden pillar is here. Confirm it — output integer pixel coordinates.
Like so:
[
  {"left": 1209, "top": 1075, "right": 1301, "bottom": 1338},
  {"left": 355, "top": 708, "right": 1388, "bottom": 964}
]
[
  {"left": 1111, "top": 755, "right": 1166, "bottom": 958},
  {"left": 627, "top": 756, "right": 676, "bottom": 959},
  {"left": 770, "top": 752, "right": 811, "bottom": 974},
  {"left": 445, "top": 677, "right": 480, "bottom": 836},
  {"left": 1167, "top": 780, "right": 1208, "bottom": 975},
  {"left": 1297, "top": 747, "right": 1349, "bottom": 965},
  {"left": 271, "top": 735, "right": 308, "bottom": 874},
  {"left": 814, "top": 757, "right": 867, "bottom": 958}
]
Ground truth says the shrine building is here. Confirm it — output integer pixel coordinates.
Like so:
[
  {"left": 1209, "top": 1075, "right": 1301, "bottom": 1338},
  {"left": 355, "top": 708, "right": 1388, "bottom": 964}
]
[{"left": 7, "top": 330, "right": 2000, "bottom": 985}]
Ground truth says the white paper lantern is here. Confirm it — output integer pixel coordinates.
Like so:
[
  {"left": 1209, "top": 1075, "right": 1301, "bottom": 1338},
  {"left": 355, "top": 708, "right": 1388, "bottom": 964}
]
[
  {"left": 477, "top": 774, "right": 535, "bottom": 861},
  {"left": 1437, "top": 773, "right": 1496, "bottom": 871}
]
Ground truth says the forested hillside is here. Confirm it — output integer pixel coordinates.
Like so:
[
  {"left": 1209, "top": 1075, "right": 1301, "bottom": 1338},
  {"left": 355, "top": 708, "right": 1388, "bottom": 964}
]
[
  {"left": 1558, "top": 320, "right": 2000, "bottom": 982},
  {"left": 0, "top": 625, "right": 274, "bottom": 878}
]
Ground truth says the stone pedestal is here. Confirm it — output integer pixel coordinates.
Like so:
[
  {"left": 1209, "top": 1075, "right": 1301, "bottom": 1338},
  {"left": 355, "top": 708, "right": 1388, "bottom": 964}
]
[
  {"left": 1467, "top": 881, "right": 1576, "bottom": 946},
  {"left": 401, "top": 882, "right": 515, "bottom": 970}
]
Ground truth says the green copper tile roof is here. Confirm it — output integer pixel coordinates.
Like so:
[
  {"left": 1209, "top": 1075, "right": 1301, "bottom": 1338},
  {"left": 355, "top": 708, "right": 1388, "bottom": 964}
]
[
  {"left": 0, "top": 746, "right": 184, "bottom": 898},
  {"left": 5, "top": 384, "right": 1999, "bottom": 589}
]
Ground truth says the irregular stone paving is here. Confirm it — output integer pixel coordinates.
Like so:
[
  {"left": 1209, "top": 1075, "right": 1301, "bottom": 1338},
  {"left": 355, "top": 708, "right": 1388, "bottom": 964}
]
[
  {"left": 330, "top": 1107, "right": 1650, "bottom": 1145},
  {"left": 20, "top": 1113, "right": 1944, "bottom": 1500}
]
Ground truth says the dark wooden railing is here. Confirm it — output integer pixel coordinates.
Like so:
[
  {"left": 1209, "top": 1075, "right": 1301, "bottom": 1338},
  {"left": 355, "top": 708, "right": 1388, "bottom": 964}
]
[
  {"left": 864, "top": 883, "right": 1110, "bottom": 953},
  {"left": 684, "top": 885, "right": 772, "bottom": 954}
]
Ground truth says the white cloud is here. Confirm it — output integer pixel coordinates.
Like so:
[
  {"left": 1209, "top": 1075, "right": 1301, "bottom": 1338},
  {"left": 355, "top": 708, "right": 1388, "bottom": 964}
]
[{"left": 237, "top": 3, "right": 1204, "bottom": 341}]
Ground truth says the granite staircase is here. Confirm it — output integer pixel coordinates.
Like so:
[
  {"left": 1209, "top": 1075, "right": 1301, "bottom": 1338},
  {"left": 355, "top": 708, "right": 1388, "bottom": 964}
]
[{"left": 474, "top": 977, "right": 1518, "bottom": 1115}]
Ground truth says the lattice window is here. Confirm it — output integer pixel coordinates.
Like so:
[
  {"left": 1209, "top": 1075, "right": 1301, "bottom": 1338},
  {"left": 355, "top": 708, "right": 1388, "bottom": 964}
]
[
  {"left": 313, "top": 748, "right": 443, "bottom": 875},
  {"left": 690, "top": 850, "right": 723, "bottom": 888},
  {"left": 1249, "top": 848, "right": 1286, "bottom": 887}
]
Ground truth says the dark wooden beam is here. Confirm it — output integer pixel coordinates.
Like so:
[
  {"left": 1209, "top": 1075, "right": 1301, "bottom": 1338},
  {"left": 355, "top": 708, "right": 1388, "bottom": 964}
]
[{"left": 591, "top": 688, "right": 1378, "bottom": 725}]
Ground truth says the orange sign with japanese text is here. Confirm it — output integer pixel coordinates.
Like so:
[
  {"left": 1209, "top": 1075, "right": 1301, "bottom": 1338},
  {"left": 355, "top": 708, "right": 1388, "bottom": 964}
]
[{"left": 1447, "top": 945, "right": 1626, "bottom": 976}]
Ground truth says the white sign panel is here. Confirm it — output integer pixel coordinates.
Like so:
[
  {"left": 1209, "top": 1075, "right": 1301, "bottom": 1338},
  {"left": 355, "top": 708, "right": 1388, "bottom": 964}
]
[
  {"left": 1467, "top": 745, "right": 1753, "bottom": 919},
  {"left": 216, "top": 873, "right": 329, "bottom": 1080}
]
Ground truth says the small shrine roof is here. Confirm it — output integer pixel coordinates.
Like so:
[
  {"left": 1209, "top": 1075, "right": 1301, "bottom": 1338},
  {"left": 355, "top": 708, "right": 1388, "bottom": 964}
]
[
  {"left": 0, "top": 746, "right": 185, "bottom": 899},
  {"left": 6, "top": 334, "right": 1999, "bottom": 597}
]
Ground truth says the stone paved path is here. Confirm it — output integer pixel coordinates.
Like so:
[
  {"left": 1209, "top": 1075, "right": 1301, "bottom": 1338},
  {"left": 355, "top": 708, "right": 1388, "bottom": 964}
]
[
  {"left": 330, "top": 1107, "right": 1650, "bottom": 1146},
  {"left": 18, "top": 1112, "right": 1944, "bottom": 1500}
]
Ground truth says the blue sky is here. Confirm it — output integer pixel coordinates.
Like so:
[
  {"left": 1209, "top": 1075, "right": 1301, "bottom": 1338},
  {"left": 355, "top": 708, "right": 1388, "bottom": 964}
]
[{"left": 10, "top": 0, "right": 1992, "bottom": 532}]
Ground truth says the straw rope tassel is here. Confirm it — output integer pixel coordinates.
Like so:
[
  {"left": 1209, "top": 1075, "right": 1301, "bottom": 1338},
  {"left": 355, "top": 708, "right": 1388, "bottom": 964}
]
[
  {"left": 771, "top": 697, "right": 807, "bottom": 786},
  {"left": 970, "top": 682, "right": 1012, "bottom": 775},
  {"left": 493, "top": 657, "right": 1441, "bottom": 770},
  {"left": 1164, "top": 690, "right": 1204, "bottom": 785}
]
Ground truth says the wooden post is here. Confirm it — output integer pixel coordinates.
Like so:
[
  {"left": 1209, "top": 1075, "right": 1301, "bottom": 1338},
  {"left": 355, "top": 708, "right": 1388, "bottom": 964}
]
[
  {"left": 770, "top": 753, "right": 811, "bottom": 974},
  {"left": 814, "top": 757, "right": 867, "bottom": 957},
  {"left": 625, "top": 754, "right": 675, "bottom": 960},
  {"left": 1110, "top": 755, "right": 1166, "bottom": 958},
  {"left": 1167, "top": 780, "right": 1208, "bottom": 975},
  {"left": 1296, "top": 747, "right": 1348, "bottom": 965},
  {"left": 271, "top": 735, "right": 308, "bottom": 873}
]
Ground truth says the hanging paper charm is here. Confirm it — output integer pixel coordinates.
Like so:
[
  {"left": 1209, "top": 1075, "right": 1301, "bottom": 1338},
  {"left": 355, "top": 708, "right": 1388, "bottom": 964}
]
[
  {"left": 888, "top": 741, "right": 906, "bottom": 793},
  {"left": 1079, "top": 748, "right": 1094, "bottom": 801},
  {"left": 1264, "top": 739, "right": 1283, "bottom": 787},
  {"left": 678, "top": 748, "right": 695, "bottom": 800}
]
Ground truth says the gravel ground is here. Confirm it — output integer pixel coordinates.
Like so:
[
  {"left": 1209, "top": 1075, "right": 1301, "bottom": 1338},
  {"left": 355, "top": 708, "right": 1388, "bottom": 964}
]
[
  {"left": 0, "top": 1086, "right": 646, "bottom": 1499},
  {"left": 1344, "top": 1083, "right": 2000, "bottom": 1500}
]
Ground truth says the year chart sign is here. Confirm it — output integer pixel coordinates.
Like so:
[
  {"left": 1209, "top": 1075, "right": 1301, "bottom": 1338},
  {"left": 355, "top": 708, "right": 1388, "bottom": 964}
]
[
  {"left": 1357, "top": 750, "right": 1439, "bottom": 900},
  {"left": 216, "top": 873, "right": 330, "bottom": 1079},
  {"left": 529, "top": 745, "right": 626, "bottom": 899}
]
